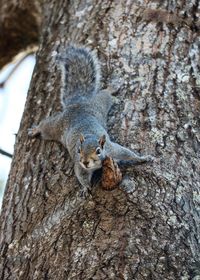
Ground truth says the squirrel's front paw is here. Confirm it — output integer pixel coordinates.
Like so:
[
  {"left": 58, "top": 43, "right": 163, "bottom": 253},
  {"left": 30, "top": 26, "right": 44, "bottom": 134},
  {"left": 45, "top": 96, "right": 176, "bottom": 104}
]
[
  {"left": 144, "top": 155, "right": 154, "bottom": 162},
  {"left": 79, "top": 186, "right": 92, "bottom": 198},
  {"left": 28, "top": 126, "right": 41, "bottom": 137}
]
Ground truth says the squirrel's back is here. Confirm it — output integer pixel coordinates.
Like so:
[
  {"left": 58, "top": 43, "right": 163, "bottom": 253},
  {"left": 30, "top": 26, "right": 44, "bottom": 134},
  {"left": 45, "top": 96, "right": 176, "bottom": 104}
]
[{"left": 59, "top": 45, "right": 101, "bottom": 107}]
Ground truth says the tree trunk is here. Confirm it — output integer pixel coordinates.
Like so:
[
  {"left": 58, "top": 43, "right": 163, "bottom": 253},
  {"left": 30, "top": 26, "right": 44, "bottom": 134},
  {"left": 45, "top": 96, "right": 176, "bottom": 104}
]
[{"left": 0, "top": 1, "right": 200, "bottom": 279}]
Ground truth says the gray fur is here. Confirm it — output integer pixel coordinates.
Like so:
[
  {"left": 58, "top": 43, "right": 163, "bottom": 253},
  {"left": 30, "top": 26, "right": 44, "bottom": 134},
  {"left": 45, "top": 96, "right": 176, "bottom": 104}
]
[
  {"left": 59, "top": 45, "right": 100, "bottom": 108},
  {"left": 28, "top": 46, "right": 153, "bottom": 191}
]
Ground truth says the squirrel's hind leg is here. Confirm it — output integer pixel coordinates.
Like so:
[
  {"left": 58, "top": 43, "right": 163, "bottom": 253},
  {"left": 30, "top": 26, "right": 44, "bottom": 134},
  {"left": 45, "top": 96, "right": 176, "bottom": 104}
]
[
  {"left": 107, "top": 142, "right": 153, "bottom": 163},
  {"left": 28, "top": 112, "right": 65, "bottom": 144},
  {"left": 94, "top": 88, "right": 115, "bottom": 115}
]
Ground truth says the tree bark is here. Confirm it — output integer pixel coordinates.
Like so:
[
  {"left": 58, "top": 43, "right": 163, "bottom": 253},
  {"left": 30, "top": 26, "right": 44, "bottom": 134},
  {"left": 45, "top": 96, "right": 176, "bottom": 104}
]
[{"left": 0, "top": 1, "right": 200, "bottom": 279}]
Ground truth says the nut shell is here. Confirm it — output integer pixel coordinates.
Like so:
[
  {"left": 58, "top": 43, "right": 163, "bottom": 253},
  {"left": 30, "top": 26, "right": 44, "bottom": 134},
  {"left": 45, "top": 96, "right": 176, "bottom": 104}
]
[{"left": 101, "top": 157, "right": 122, "bottom": 190}]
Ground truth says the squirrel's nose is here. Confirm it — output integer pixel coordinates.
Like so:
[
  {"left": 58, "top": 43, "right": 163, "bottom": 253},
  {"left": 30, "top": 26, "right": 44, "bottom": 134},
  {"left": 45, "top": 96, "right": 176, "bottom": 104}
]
[{"left": 83, "top": 161, "right": 89, "bottom": 167}]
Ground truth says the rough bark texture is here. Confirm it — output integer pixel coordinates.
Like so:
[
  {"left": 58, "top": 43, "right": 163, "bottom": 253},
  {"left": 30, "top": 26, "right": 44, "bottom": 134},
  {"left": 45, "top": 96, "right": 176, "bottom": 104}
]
[{"left": 0, "top": 0, "right": 200, "bottom": 279}]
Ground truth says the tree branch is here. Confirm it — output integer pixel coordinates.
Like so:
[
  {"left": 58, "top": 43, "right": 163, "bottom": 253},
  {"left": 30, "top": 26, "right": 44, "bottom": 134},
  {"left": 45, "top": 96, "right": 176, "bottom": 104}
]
[
  {"left": 0, "top": 148, "right": 12, "bottom": 158},
  {"left": 0, "top": 0, "right": 41, "bottom": 70},
  {"left": 0, "top": 52, "right": 35, "bottom": 88}
]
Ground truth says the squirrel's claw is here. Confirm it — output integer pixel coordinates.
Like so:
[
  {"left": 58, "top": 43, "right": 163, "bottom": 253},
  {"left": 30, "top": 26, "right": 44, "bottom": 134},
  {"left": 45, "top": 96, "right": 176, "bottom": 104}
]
[
  {"left": 144, "top": 155, "right": 154, "bottom": 162},
  {"left": 28, "top": 126, "right": 40, "bottom": 137}
]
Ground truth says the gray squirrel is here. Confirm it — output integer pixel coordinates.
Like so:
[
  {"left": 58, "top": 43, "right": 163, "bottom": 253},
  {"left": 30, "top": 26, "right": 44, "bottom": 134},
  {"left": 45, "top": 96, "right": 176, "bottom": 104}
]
[{"left": 28, "top": 46, "right": 153, "bottom": 191}]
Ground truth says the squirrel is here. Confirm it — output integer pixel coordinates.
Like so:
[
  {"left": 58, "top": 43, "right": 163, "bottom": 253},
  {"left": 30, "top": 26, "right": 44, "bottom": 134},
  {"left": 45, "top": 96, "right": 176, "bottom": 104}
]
[{"left": 28, "top": 45, "right": 153, "bottom": 191}]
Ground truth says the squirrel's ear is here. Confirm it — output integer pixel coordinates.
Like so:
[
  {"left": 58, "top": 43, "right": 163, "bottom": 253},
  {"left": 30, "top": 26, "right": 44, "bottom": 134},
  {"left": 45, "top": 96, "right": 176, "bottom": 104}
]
[
  {"left": 80, "top": 134, "right": 85, "bottom": 144},
  {"left": 99, "top": 135, "right": 106, "bottom": 148}
]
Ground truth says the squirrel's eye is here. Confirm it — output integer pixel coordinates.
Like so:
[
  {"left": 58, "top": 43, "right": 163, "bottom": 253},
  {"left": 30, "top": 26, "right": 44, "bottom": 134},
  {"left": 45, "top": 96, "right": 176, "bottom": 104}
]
[{"left": 96, "top": 147, "right": 101, "bottom": 155}]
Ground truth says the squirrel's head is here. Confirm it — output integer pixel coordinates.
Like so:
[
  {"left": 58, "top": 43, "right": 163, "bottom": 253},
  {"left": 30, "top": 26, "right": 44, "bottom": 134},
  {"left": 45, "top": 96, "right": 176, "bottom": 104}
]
[{"left": 77, "top": 134, "right": 106, "bottom": 170}]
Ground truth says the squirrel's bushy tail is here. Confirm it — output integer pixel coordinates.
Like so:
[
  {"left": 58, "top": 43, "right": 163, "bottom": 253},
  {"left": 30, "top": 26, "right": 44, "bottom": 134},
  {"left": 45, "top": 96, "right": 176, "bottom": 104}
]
[{"left": 59, "top": 45, "right": 101, "bottom": 107}]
